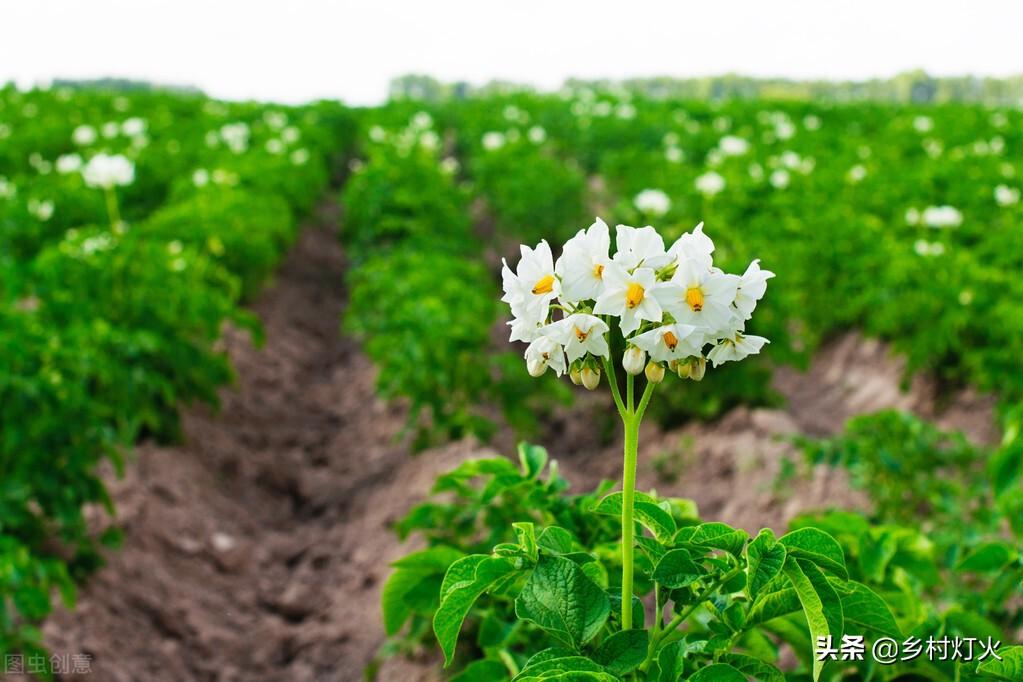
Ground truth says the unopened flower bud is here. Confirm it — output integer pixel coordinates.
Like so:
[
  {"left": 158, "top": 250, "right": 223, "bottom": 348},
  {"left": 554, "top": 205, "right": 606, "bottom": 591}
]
[
  {"left": 580, "top": 366, "right": 601, "bottom": 390},
  {"left": 569, "top": 367, "right": 582, "bottom": 385},
  {"left": 622, "top": 346, "right": 646, "bottom": 376},
  {"left": 527, "top": 355, "right": 548, "bottom": 377},
  {"left": 645, "top": 361, "right": 665, "bottom": 384},
  {"left": 675, "top": 359, "right": 690, "bottom": 379},
  {"left": 688, "top": 356, "right": 707, "bottom": 381}
]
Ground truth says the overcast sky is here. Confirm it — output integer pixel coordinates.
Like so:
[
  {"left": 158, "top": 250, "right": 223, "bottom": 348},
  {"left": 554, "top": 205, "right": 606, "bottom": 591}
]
[{"left": 4, "top": 1, "right": 1022, "bottom": 105}]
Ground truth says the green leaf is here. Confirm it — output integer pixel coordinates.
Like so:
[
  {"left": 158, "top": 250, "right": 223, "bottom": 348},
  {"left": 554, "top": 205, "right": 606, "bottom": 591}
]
[
  {"left": 747, "top": 587, "right": 800, "bottom": 626},
  {"left": 779, "top": 527, "right": 848, "bottom": 578},
  {"left": 783, "top": 558, "right": 844, "bottom": 682},
  {"left": 689, "top": 522, "right": 748, "bottom": 557},
  {"left": 451, "top": 659, "right": 511, "bottom": 682},
  {"left": 719, "top": 653, "right": 785, "bottom": 682},
  {"left": 515, "top": 555, "right": 610, "bottom": 649},
  {"left": 746, "top": 529, "right": 786, "bottom": 600},
  {"left": 594, "top": 629, "right": 648, "bottom": 676},
  {"left": 976, "top": 645, "right": 1023, "bottom": 681},
  {"left": 382, "top": 546, "right": 462, "bottom": 635},
  {"left": 538, "top": 527, "right": 576, "bottom": 555},
  {"left": 835, "top": 581, "right": 901, "bottom": 640},
  {"left": 594, "top": 491, "right": 677, "bottom": 542},
  {"left": 653, "top": 548, "right": 706, "bottom": 589},
  {"left": 514, "top": 650, "right": 614, "bottom": 681},
  {"left": 434, "top": 555, "right": 520, "bottom": 666},
  {"left": 857, "top": 529, "right": 897, "bottom": 583},
  {"left": 687, "top": 662, "right": 747, "bottom": 681},
  {"left": 956, "top": 541, "right": 1017, "bottom": 573},
  {"left": 515, "top": 522, "right": 539, "bottom": 562},
  {"left": 520, "top": 442, "right": 549, "bottom": 479},
  {"left": 988, "top": 441, "right": 1021, "bottom": 497},
  {"left": 657, "top": 640, "right": 687, "bottom": 682}
]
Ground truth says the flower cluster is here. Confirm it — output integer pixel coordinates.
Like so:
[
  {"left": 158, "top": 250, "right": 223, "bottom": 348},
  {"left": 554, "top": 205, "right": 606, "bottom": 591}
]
[
  {"left": 502, "top": 220, "right": 773, "bottom": 388},
  {"left": 82, "top": 153, "right": 135, "bottom": 189}
]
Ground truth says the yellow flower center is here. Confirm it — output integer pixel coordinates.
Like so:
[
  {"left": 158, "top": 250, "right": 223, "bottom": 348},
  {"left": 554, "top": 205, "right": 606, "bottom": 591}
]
[
  {"left": 574, "top": 326, "right": 589, "bottom": 342},
  {"left": 625, "top": 282, "right": 645, "bottom": 309},
  {"left": 532, "top": 274, "right": 555, "bottom": 295},
  {"left": 685, "top": 286, "right": 704, "bottom": 312},
  {"left": 663, "top": 330, "right": 678, "bottom": 350},
  {"left": 593, "top": 263, "right": 605, "bottom": 279}
]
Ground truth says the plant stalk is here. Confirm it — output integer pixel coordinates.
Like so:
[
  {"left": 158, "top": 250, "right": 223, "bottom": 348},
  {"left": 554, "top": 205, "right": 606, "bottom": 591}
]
[
  {"left": 620, "top": 406, "right": 639, "bottom": 630},
  {"left": 104, "top": 186, "right": 122, "bottom": 229}
]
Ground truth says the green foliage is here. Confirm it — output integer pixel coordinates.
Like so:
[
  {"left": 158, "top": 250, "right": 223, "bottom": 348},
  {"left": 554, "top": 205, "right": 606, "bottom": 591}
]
[
  {"left": 0, "top": 85, "right": 355, "bottom": 667},
  {"left": 340, "top": 133, "right": 567, "bottom": 447},
  {"left": 381, "top": 446, "right": 1013, "bottom": 681}
]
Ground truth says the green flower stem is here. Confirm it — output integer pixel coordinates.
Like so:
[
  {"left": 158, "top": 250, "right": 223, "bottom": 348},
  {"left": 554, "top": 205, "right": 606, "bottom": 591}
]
[
  {"left": 620, "top": 404, "right": 639, "bottom": 630},
  {"left": 602, "top": 355, "right": 626, "bottom": 417},
  {"left": 104, "top": 186, "right": 122, "bottom": 229},
  {"left": 619, "top": 376, "right": 657, "bottom": 632}
]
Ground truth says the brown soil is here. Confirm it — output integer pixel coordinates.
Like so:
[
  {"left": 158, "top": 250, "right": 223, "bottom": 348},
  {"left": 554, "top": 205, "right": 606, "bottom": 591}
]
[{"left": 36, "top": 203, "right": 998, "bottom": 681}]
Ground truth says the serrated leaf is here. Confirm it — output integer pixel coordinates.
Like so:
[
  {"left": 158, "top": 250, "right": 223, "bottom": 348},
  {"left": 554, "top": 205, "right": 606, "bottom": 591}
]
[
  {"left": 835, "top": 580, "right": 901, "bottom": 640},
  {"left": 976, "top": 645, "right": 1023, "bottom": 681},
  {"left": 515, "top": 555, "right": 610, "bottom": 649},
  {"left": 783, "top": 558, "right": 844, "bottom": 682},
  {"left": 594, "top": 629, "right": 648, "bottom": 676},
  {"left": 718, "top": 653, "right": 785, "bottom": 682},
  {"left": 779, "top": 527, "right": 848, "bottom": 578},
  {"left": 594, "top": 491, "right": 677, "bottom": 542},
  {"left": 746, "top": 529, "right": 786, "bottom": 600},
  {"left": 520, "top": 442, "right": 549, "bottom": 478},
  {"left": 687, "top": 662, "right": 747, "bottom": 681},
  {"left": 653, "top": 548, "right": 705, "bottom": 589},
  {"left": 434, "top": 555, "right": 519, "bottom": 666},
  {"left": 689, "top": 522, "right": 748, "bottom": 557}
]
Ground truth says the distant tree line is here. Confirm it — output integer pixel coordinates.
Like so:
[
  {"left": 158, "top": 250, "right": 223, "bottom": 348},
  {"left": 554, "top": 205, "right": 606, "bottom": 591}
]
[{"left": 389, "top": 71, "right": 1023, "bottom": 106}]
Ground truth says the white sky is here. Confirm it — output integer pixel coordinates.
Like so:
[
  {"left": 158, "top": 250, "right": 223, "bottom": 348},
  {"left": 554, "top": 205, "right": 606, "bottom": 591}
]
[{"left": 4, "top": 0, "right": 1023, "bottom": 106}]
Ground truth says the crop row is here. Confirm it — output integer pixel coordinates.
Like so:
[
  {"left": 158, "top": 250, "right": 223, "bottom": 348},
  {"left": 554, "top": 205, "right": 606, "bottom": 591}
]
[{"left": 0, "top": 85, "right": 354, "bottom": 664}]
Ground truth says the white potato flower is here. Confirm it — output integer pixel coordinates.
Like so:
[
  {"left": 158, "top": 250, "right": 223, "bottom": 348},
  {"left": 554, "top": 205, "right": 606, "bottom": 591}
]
[
  {"left": 82, "top": 154, "right": 135, "bottom": 189},
  {"left": 995, "top": 184, "right": 1020, "bottom": 207},
  {"left": 922, "top": 205, "right": 963, "bottom": 229},
  {"left": 482, "top": 131, "right": 506, "bottom": 151},
  {"left": 631, "top": 323, "right": 703, "bottom": 363},
  {"left": 502, "top": 240, "right": 559, "bottom": 339},
  {"left": 769, "top": 169, "right": 790, "bottom": 189},
  {"left": 611, "top": 224, "right": 672, "bottom": 271},
  {"left": 594, "top": 263, "right": 664, "bottom": 335},
  {"left": 662, "top": 259, "right": 739, "bottom": 335},
  {"left": 121, "top": 117, "right": 146, "bottom": 137},
  {"left": 528, "top": 126, "right": 547, "bottom": 144},
  {"left": 695, "top": 171, "right": 725, "bottom": 196},
  {"left": 72, "top": 125, "right": 97, "bottom": 146},
  {"left": 633, "top": 189, "right": 671, "bottom": 217},
  {"left": 555, "top": 218, "right": 610, "bottom": 302},
  {"left": 525, "top": 335, "right": 567, "bottom": 377},
  {"left": 545, "top": 314, "right": 610, "bottom": 362},
  {"left": 734, "top": 259, "right": 775, "bottom": 320},
  {"left": 56, "top": 153, "right": 83, "bottom": 175},
  {"left": 502, "top": 219, "right": 770, "bottom": 382},
  {"left": 707, "top": 332, "right": 769, "bottom": 367},
  {"left": 718, "top": 135, "right": 749, "bottom": 156}
]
